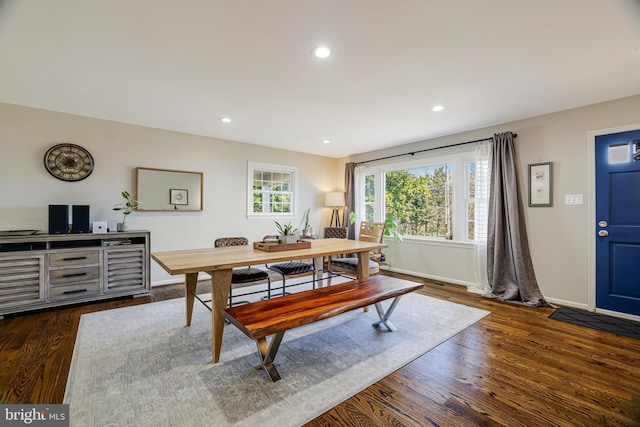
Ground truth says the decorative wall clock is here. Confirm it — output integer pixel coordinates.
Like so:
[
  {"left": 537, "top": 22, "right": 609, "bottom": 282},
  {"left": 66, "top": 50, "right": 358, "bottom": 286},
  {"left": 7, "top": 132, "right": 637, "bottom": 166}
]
[{"left": 44, "top": 143, "right": 94, "bottom": 182}]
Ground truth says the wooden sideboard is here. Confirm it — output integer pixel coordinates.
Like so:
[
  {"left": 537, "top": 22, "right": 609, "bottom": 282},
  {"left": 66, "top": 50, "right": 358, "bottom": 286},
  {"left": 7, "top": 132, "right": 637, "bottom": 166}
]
[{"left": 0, "top": 230, "right": 150, "bottom": 318}]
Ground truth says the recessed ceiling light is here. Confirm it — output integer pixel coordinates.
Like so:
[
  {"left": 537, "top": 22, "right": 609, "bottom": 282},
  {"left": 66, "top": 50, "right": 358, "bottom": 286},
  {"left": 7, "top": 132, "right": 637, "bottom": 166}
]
[
  {"left": 312, "top": 46, "right": 331, "bottom": 59},
  {"left": 431, "top": 105, "right": 446, "bottom": 112},
  {"left": 322, "top": 140, "right": 331, "bottom": 144},
  {"left": 219, "top": 117, "right": 231, "bottom": 123}
]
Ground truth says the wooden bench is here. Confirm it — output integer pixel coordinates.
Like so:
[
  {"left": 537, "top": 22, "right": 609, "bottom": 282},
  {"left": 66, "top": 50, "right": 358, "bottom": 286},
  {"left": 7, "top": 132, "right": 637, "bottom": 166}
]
[{"left": 223, "top": 274, "right": 423, "bottom": 382}]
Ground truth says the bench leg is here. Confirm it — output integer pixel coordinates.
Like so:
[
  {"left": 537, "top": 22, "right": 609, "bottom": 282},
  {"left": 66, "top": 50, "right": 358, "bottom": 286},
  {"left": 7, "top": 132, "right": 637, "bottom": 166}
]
[
  {"left": 255, "top": 332, "right": 285, "bottom": 382},
  {"left": 372, "top": 296, "right": 403, "bottom": 332}
]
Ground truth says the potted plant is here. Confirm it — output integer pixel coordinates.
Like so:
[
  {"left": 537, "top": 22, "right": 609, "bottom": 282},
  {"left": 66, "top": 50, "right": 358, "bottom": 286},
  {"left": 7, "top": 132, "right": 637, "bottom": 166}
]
[
  {"left": 300, "top": 208, "right": 314, "bottom": 238},
  {"left": 274, "top": 221, "right": 298, "bottom": 244},
  {"left": 384, "top": 213, "right": 403, "bottom": 242},
  {"left": 113, "top": 190, "right": 140, "bottom": 232}
]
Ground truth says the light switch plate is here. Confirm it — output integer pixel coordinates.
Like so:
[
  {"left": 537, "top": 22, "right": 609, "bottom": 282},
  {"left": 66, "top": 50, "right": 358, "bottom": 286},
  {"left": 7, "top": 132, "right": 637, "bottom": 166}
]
[{"left": 565, "top": 194, "right": 583, "bottom": 205}]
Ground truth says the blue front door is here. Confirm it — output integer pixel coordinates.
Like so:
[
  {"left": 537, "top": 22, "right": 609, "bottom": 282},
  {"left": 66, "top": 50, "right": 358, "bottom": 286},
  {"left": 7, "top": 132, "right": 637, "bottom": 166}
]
[{"left": 595, "top": 129, "right": 640, "bottom": 316}]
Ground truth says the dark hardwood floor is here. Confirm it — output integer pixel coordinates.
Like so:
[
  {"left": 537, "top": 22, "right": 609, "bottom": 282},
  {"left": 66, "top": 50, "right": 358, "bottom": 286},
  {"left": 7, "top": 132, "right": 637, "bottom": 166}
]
[{"left": 1, "top": 274, "right": 639, "bottom": 426}]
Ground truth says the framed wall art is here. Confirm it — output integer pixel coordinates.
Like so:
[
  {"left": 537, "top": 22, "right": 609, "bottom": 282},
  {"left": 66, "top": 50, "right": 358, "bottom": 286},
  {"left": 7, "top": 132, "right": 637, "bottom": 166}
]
[
  {"left": 528, "top": 162, "right": 552, "bottom": 207},
  {"left": 169, "top": 189, "right": 189, "bottom": 206}
]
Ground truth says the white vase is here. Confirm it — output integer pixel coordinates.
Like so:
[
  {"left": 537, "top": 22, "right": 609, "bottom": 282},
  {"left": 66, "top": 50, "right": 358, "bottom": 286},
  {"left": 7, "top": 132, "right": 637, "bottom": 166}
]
[
  {"left": 117, "top": 222, "right": 129, "bottom": 232},
  {"left": 280, "top": 235, "right": 297, "bottom": 244}
]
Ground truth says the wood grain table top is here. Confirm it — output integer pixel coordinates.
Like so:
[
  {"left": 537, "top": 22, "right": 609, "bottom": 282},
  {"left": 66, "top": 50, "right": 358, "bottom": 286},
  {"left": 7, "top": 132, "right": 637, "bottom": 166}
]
[{"left": 151, "top": 238, "right": 387, "bottom": 275}]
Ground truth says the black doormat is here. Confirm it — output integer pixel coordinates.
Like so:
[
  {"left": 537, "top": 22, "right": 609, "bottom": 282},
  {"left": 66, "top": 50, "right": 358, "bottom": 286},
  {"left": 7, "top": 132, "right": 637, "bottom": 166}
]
[{"left": 549, "top": 307, "right": 640, "bottom": 340}]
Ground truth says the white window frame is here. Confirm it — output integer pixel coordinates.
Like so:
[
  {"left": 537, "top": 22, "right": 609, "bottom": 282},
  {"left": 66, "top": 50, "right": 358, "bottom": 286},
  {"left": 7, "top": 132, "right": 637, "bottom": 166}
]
[
  {"left": 361, "top": 150, "right": 476, "bottom": 245},
  {"left": 247, "top": 162, "right": 298, "bottom": 219},
  {"left": 465, "top": 158, "right": 478, "bottom": 242},
  {"left": 364, "top": 173, "right": 376, "bottom": 221}
]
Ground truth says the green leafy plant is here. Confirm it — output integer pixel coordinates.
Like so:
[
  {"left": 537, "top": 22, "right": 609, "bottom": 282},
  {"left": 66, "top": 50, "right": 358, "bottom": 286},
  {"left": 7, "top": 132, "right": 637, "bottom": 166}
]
[
  {"left": 301, "top": 208, "right": 311, "bottom": 230},
  {"left": 348, "top": 211, "right": 356, "bottom": 225},
  {"left": 341, "top": 211, "right": 357, "bottom": 239},
  {"left": 384, "top": 213, "right": 403, "bottom": 242},
  {"left": 274, "top": 221, "right": 298, "bottom": 236},
  {"left": 113, "top": 191, "right": 140, "bottom": 224}
]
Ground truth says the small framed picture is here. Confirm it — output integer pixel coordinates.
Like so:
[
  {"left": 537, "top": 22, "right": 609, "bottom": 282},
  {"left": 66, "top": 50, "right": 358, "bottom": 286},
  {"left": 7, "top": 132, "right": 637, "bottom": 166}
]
[
  {"left": 169, "top": 189, "right": 188, "bottom": 206},
  {"left": 528, "top": 162, "right": 552, "bottom": 207}
]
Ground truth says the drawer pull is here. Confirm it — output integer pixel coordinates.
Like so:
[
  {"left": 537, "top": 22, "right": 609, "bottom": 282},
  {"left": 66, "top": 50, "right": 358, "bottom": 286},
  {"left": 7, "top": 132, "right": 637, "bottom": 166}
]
[
  {"left": 62, "top": 272, "right": 87, "bottom": 278},
  {"left": 63, "top": 256, "right": 87, "bottom": 261},
  {"left": 63, "top": 289, "right": 87, "bottom": 295}
]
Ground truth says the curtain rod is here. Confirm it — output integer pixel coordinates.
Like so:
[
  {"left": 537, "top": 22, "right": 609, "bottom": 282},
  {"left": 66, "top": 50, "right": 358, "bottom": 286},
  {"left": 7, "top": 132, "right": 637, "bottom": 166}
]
[{"left": 355, "top": 133, "right": 517, "bottom": 166}]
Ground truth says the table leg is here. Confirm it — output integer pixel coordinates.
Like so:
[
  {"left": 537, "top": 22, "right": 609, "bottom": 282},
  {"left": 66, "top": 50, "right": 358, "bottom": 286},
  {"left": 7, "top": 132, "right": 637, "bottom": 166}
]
[
  {"left": 209, "top": 269, "right": 232, "bottom": 363},
  {"left": 356, "top": 250, "right": 370, "bottom": 279},
  {"left": 313, "top": 256, "right": 324, "bottom": 287},
  {"left": 185, "top": 273, "right": 198, "bottom": 326},
  {"left": 356, "top": 250, "right": 370, "bottom": 312}
]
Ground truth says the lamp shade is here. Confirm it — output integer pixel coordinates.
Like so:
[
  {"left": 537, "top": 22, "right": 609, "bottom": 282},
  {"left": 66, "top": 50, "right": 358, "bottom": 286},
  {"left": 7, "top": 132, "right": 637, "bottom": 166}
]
[{"left": 325, "top": 191, "right": 345, "bottom": 207}]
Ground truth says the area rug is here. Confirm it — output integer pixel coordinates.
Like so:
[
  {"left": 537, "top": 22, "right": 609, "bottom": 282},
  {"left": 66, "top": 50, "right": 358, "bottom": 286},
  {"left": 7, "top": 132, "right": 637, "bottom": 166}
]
[
  {"left": 64, "top": 292, "right": 490, "bottom": 427},
  {"left": 550, "top": 307, "right": 640, "bottom": 340}
]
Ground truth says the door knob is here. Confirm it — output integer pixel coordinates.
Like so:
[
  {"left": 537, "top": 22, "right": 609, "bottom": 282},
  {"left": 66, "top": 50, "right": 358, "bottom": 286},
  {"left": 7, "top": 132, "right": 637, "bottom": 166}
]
[
  {"left": 598, "top": 230, "right": 609, "bottom": 237},
  {"left": 598, "top": 220, "right": 608, "bottom": 227}
]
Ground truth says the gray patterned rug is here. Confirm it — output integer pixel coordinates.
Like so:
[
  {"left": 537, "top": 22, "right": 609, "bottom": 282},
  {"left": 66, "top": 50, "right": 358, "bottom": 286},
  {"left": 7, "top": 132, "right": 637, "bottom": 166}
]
[{"left": 64, "top": 292, "right": 489, "bottom": 427}]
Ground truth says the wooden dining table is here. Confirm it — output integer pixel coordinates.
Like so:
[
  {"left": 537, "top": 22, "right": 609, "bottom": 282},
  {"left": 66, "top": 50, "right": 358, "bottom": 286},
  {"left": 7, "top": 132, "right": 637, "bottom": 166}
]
[{"left": 151, "top": 238, "right": 387, "bottom": 363}]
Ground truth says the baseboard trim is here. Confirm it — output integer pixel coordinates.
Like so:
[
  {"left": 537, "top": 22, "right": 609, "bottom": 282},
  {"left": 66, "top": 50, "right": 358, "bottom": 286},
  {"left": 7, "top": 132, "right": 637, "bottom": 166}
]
[
  {"left": 383, "top": 266, "right": 599, "bottom": 312},
  {"left": 382, "top": 266, "right": 475, "bottom": 288},
  {"left": 544, "top": 297, "right": 588, "bottom": 310}
]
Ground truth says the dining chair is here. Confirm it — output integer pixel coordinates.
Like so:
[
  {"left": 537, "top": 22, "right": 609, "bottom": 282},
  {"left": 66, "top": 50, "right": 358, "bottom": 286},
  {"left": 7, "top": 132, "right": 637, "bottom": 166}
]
[
  {"left": 263, "top": 235, "right": 315, "bottom": 296},
  {"left": 321, "top": 227, "right": 348, "bottom": 274},
  {"left": 326, "top": 221, "right": 386, "bottom": 281},
  {"left": 323, "top": 227, "right": 347, "bottom": 239},
  {"left": 214, "top": 237, "right": 272, "bottom": 306}
]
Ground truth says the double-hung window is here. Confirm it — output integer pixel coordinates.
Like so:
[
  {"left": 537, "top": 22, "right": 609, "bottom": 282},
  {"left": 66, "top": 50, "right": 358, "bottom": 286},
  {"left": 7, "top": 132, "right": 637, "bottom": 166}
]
[{"left": 247, "top": 162, "right": 298, "bottom": 218}]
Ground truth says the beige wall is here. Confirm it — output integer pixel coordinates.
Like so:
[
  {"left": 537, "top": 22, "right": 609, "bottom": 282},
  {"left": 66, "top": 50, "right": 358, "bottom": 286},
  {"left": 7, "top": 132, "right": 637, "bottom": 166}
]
[
  {"left": 344, "top": 94, "right": 640, "bottom": 308},
  {"left": 0, "top": 103, "right": 340, "bottom": 284},
  {"left": 3, "top": 95, "right": 639, "bottom": 307}
]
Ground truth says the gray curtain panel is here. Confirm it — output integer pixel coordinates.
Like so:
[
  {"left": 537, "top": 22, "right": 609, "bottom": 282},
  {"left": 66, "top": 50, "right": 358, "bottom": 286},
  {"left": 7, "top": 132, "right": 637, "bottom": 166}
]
[
  {"left": 344, "top": 162, "right": 356, "bottom": 240},
  {"left": 487, "top": 132, "right": 549, "bottom": 306}
]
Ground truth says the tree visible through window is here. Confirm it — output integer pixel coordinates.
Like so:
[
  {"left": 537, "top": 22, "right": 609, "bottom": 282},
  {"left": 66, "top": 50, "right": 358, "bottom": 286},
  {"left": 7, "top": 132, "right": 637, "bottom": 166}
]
[
  {"left": 365, "top": 175, "right": 375, "bottom": 221},
  {"left": 359, "top": 151, "right": 481, "bottom": 242},
  {"left": 385, "top": 163, "right": 453, "bottom": 238}
]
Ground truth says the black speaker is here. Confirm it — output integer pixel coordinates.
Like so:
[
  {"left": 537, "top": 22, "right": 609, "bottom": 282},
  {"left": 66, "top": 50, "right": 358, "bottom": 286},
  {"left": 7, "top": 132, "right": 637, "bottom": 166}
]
[
  {"left": 48, "top": 205, "right": 69, "bottom": 234},
  {"left": 71, "top": 205, "right": 90, "bottom": 234}
]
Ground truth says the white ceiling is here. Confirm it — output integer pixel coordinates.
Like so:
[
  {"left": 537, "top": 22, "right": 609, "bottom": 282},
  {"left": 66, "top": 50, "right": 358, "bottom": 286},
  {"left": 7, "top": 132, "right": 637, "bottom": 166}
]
[{"left": 1, "top": 0, "right": 639, "bottom": 158}]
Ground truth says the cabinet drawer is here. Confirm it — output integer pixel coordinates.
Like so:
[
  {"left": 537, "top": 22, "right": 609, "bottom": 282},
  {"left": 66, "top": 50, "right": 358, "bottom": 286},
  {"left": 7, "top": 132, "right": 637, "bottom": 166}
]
[
  {"left": 49, "top": 265, "right": 101, "bottom": 285},
  {"left": 49, "top": 250, "right": 100, "bottom": 267},
  {"left": 50, "top": 281, "right": 100, "bottom": 301}
]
